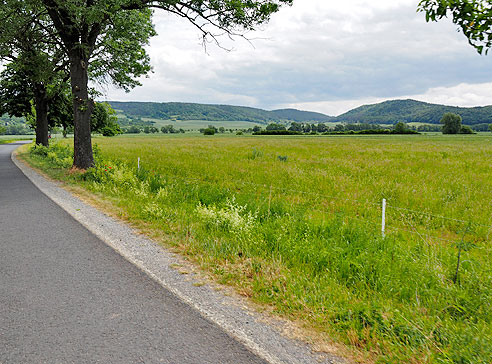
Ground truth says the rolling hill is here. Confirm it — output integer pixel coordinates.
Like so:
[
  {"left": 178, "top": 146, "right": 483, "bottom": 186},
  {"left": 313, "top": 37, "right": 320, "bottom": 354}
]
[
  {"left": 107, "top": 99, "right": 492, "bottom": 126},
  {"left": 108, "top": 101, "right": 334, "bottom": 124},
  {"left": 332, "top": 99, "right": 492, "bottom": 125}
]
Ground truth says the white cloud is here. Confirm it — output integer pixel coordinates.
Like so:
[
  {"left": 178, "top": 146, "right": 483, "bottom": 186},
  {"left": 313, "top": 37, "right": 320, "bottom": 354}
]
[
  {"left": 101, "top": 0, "right": 492, "bottom": 114},
  {"left": 281, "top": 82, "right": 492, "bottom": 116}
]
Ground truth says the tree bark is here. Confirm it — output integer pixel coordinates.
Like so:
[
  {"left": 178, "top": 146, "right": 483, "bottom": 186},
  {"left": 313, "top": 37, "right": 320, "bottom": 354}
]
[
  {"left": 69, "top": 48, "right": 94, "bottom": 169},
  {"left": 34, "top": 84, "right": 49, "bottom": 147}
]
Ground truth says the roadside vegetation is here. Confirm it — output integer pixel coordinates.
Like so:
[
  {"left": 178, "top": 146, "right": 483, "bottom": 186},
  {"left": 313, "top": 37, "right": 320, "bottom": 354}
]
[{"left": 19, "top": 134, "right": 492, "bottom": 364}]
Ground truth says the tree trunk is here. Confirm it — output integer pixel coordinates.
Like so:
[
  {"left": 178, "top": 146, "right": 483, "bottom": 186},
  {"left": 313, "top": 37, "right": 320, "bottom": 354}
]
[
  {"left": 34, "top": 84, "right": 49, "bottom": 147},
  {"left": 69, "top": 49, "right": 94, "bottom": 169}
]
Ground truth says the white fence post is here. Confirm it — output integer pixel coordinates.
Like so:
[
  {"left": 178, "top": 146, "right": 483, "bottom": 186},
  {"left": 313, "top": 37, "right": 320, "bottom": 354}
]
[
  {"left": 138, "top": 157, "right": 140, "bottom": 170},
  {"left": 382, "top": 198, "right": 386, "bottom": 238}
]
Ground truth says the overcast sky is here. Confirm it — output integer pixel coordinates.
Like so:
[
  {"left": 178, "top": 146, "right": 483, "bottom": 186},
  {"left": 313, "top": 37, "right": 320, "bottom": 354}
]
[{"left": 101, "top": 0, "right": 492, "bottom": 116}]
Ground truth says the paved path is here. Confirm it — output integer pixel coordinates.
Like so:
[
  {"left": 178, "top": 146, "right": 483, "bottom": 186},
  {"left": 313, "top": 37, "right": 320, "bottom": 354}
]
[{"left": 0, "top": 142, "right": 267, "bottom": 364}]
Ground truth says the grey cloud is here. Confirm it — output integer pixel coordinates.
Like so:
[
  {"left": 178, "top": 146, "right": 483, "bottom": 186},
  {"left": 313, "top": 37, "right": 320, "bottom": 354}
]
[{"left": 104, "top": 2, "right": 492, "bottom": 111}]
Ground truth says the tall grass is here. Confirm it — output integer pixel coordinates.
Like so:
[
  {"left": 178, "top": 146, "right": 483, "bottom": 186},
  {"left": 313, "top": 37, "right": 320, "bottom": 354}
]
[{"left": 23, "top": 135, "right": 492, "bottom": 363}]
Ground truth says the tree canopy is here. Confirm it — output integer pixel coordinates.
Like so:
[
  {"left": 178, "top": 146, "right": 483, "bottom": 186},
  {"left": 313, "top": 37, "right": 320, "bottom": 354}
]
[
  {"left": 0, "top": 0, "right": 68, "bottom": 145},
  {"left": 441, "top": 112, "right": 462, "bottom": 134},
  {"left": 419, "top": 0, "right": 492, "bottom": 54}
]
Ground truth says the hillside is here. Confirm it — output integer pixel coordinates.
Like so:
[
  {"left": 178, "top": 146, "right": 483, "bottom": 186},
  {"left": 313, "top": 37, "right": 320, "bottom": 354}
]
[
  {"left": 271, "top": 108, "right": 333, "bottom": 122},
  {"left": 108, "top": 101, "right": 333, "bottom": 124},
  {"left": 332, "top": 99, "right": 492, "bottom": 125}
]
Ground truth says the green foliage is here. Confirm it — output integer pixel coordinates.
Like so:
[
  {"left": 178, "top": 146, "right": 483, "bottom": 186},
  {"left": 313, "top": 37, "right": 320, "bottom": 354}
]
[
  {"left": 0, "top": 62, "right": 33, "bottom": 119},
  {"left": 90, "top": 102, "right": 120, "bottom": 136},
  {"left": 470, "top": 123, "right": 492, "bottom": 132},
  {"left": 0, "top": 114, "right": 33, "bottom": 135},
  {"left": 394, "top": 121, "right": 409, "bottom": 133},
  {"left": 100, "top": 124, "right": 121, "bottom": 137},
  {"left": 441, "top": 113, "right": 463, "bottom": 134},
  {"left": 248, "top": 148, "right": 263, "bottom": 160},
  {"left": 29, "top": 142, "right": 73, "bottom": 168},
  {"left": 160, "top": 124, "right": 185, "bottom": 133},
  {"left": 109, "top": 101, "right": 332, "bottom": 124},
  {"left": 489, "top": 124, "right": 492, "bottom": 132},
  {"left": 418, "top": 0, "right": 492, "bottom": 54},
  {"left": 271, "top": 108, "right": 333, "bottom": 122},
  {"left": 0, "top": 125, "right": 6, "bottom": 135},
  {"left": 265, "top": 123, "right": 286, "bottom": 131},
  {"left": 124, "top": 125, "right": 141, "bottom": 134},
  {"left": 203, "top": 128, "right": 216, "bottom": 135},
  {"left": 333, "top": 99, "right": 492, "bottom": 125},
  {"left": 417, "top": 124, "right": 442, "bottom": 132},
  {"left": 89, "top": 9, "right": 155, "bottom": 91},
  {"left": 460, "top": 125, "right": 474, "bottom": 134}
]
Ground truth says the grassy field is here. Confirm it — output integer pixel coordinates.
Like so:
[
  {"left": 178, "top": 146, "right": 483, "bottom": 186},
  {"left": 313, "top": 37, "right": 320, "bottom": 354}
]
[
  {"left": 21, "top": 134, "right": 492, "bottom": 364},
  {"left": 0, "top": 135, "right": 34, "bottom": 143},
  {"left": 140, "top": 118, "right": 265, "bottom": 130}
]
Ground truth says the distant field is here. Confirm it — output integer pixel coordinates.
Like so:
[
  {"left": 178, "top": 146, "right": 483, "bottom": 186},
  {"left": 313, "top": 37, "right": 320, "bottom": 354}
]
[
  {"left": 140, "top": 118, "right": 264, "bottom": 130},
  {"left": 0, "top": 135, "right": 33, "bottom": 140},
  {"left": 25, "top": 134, "right": 492, "bottom": 363},
  {"left": 0, "top": 135, "right": 34, "bottom": 143}
]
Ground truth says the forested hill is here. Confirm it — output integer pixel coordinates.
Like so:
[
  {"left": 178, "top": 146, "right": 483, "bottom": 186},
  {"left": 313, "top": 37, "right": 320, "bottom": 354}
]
[
  {"left": 108, "top": 101, "right": 334, "bottom": 124},
  {"left": 332, "top": 99, "right": 492, "bottom": 125},
  {"left": 270, "top": 108, "right": 333, "bottom": 122}
]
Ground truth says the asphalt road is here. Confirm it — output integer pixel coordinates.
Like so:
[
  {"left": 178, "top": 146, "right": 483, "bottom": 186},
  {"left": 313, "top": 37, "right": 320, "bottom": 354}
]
[{"left": 0, "top": 142, "right": 267, "bottom": 364}]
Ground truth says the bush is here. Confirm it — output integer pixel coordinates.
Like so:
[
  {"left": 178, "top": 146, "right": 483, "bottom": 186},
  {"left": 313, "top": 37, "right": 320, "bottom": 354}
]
[
  {"left": 203, "top": 128, "right": 215, "bottom": 135},
  {"left": 125, "top": 126, "right": 141, "bottom": 134},
  {"left": 394, "top": 122, "right": 409, "bottom": 133},
  {"left": 29, "top": 142, "right": 73, "bottom": 167},
  {"left": 30, "top": 144, "right": 49, "bottom": 157},
  {"left": 101, "top": 124, "right": 122, "bottom": 137},
  {"left": 460, "top": 125, "right": 474, "bottom": 134},
  {"left": 266, "top": 123, "right": 286, "bottom": 131}
]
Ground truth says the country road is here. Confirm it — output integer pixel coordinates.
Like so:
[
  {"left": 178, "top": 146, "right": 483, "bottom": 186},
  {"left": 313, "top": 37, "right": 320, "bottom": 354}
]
[{"left": 0, "top": 142, "right": 268, "bottom": 364}]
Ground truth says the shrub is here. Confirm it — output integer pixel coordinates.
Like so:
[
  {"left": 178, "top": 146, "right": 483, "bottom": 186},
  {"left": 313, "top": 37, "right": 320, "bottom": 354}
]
[
  {"left": 203, "top": 128, "right": 215, "bottom": 135},
  {"left": 101, "top": 124, "right": 121, "bottom": 136},
  {"left": 460, "top": 125, "right": 474, "bottom": 134},
  {"left": 266, "top": 123, "right": 286, "bottom": 131}
]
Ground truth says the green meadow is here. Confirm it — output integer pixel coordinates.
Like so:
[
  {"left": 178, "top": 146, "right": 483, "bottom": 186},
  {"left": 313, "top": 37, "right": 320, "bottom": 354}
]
[
  {"left": 0, "top": 135, "right": 33, "bottom": 143},
  {"left": 142, "top": 118, "right": 265, "bottom": 130},
  {"left": 22, "top": 134, "right": 492, "bottom": 364}
]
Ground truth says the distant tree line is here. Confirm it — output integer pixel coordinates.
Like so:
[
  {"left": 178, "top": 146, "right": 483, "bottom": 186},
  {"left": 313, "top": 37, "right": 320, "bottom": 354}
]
[
  {"left": 252, "top": 122, "right": 419, "bottom": 135},
  {"left": 0, "top": 102, "right": 121, "bottom": 137},
  {"left": 122, "top": 124, "right": 186, "bottom": 134}
]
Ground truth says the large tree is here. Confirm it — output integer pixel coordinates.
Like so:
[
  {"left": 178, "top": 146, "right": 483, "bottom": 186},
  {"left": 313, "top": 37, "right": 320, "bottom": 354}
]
[
  {"left": 441, "top": 112, "right": 462, "bottom": 134},
  {"left": 419, "top": 0, "right": 492, "bottom": 54},
  {"left": 0, "top": 0, "right": 68, "bottom": 146},
  {"left": 38, "top": 0, "right": 292, "bottom": 169}
]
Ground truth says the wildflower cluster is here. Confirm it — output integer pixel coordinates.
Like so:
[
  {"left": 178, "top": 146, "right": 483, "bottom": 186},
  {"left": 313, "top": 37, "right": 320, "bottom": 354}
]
[{"left": 196, "top": 197, "right": 257, "bottom": 234}]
